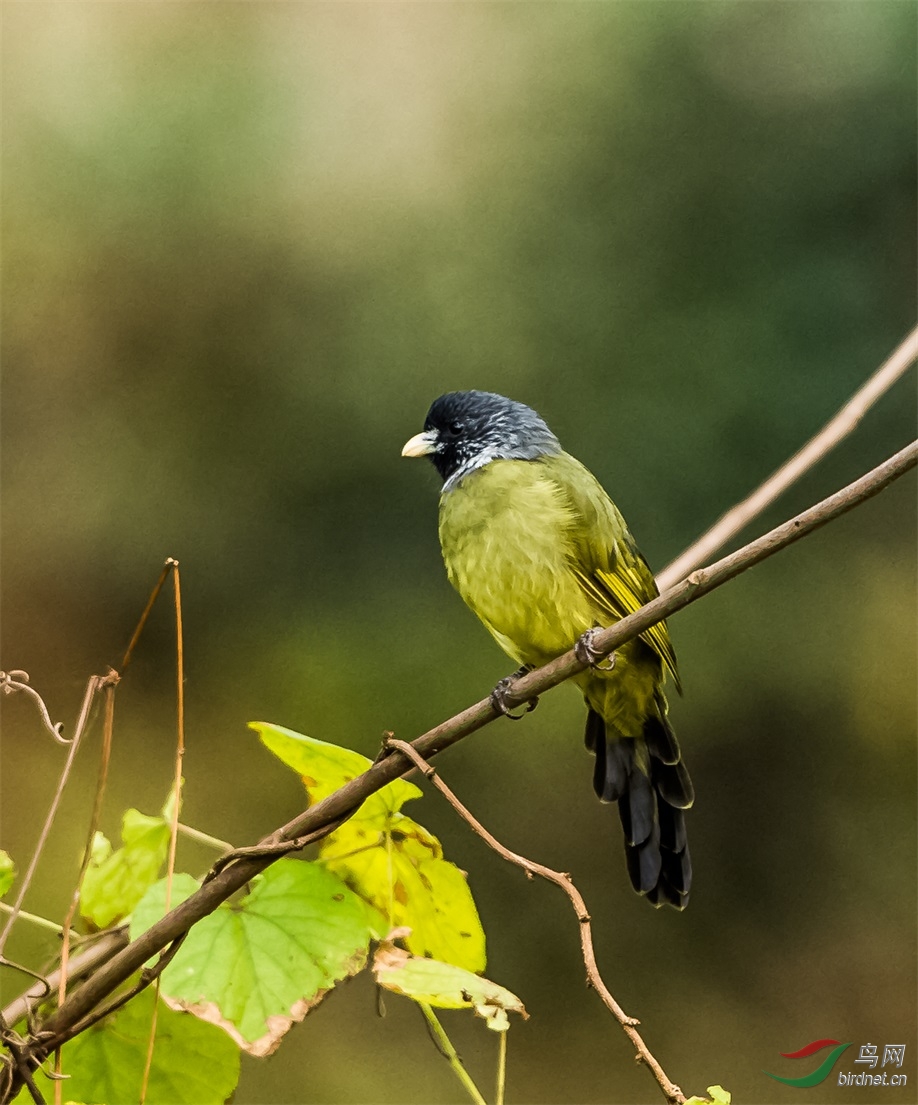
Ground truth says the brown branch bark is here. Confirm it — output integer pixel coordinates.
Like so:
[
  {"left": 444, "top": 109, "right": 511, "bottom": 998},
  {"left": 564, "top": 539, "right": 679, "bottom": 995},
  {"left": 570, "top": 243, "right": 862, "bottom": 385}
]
[{"left": 0, "top": 930, "right": 129, "bottom": 1032}]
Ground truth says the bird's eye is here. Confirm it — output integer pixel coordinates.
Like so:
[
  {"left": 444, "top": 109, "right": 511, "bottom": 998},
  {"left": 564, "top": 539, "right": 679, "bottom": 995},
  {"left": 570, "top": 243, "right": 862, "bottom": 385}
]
[{"left": 445, "top": 421, "right": 462, "bottom": 438}]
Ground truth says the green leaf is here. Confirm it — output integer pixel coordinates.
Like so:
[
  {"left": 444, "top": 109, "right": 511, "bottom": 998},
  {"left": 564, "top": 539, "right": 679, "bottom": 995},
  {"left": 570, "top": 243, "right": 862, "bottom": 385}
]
[
  {"left": 373, "top": 935, "right": 526, "bottom": 1032},
  {"left": 251, "top": 720, "right": 422, "bottom": 813},
  {"left": 11, "top": 987, "right": 239, "bottom": 1105},
  {"left": 80, "top": 808, "right": 171, "bottom": 928},
  {"left": 131, "top": 859, "right": 377, "bottom": 1056},
  {"left": 131, "top": 871, "right": 200, "bottom": 941},
  {"left": 0, "top": 849, "right": 16, "bottom": 898},
  {"left": 322, "top": 811, "right": 486, "bottom": 972}
]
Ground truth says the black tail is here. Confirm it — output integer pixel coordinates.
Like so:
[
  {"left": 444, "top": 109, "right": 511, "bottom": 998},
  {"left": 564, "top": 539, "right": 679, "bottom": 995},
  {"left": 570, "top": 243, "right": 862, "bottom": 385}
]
[{"left": 584, "top": 702, "right": 693, "bottom": 909}]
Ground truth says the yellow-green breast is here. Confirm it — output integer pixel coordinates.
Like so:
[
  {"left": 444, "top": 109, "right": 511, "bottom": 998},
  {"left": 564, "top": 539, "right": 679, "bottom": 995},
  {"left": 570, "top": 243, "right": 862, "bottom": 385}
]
[
  {"left": 437, "top": 452, "right": 663, "bottom": 735},
  {"left": 439, "top": 456, "right": 596, "bottom": 667}
]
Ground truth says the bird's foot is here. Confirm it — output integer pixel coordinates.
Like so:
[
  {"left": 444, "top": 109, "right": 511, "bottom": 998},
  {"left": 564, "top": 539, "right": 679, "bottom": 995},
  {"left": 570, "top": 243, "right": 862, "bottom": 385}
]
[
  {"left": 490, "top": 666, "right": 538, "bottom": 720},
  {"left": 575, "top": 628, "right": 616, "bottom": 671}
]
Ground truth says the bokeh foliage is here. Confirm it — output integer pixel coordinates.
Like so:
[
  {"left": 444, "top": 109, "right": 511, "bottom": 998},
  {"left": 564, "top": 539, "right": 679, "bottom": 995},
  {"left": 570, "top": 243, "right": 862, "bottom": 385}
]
[{"left": 1, "top": 3, "right": 915, "bottom": 1103}]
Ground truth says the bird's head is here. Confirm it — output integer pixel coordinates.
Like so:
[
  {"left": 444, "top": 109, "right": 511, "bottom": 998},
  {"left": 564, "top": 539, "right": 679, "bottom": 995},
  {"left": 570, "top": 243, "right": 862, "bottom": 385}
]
[{"left": 402, "top": 390, "right": 562, "bottom": 490}]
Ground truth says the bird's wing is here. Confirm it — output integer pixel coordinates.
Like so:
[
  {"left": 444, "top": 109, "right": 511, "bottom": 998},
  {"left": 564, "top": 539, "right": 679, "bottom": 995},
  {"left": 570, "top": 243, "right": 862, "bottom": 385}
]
[
  {"left": 544, "top": 453, "right": 681, "bottom": 693},
  {"left": 575, "top": 554, "right": 681, "bottom": 693}
]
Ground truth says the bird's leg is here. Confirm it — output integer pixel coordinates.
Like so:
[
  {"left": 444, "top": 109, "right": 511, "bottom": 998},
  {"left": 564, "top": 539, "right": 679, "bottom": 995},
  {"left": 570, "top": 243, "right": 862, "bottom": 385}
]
[
  {"left": 575, "top": 628, "right": 616, "bottom": 672},
  {"left": 490, "top": 665, "right": 538, "bottom": 720}
]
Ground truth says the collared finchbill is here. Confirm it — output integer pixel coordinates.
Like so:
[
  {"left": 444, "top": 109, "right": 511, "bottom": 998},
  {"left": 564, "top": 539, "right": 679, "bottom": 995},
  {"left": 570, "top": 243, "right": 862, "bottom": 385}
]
[
  {"left": 402, "top": 430, "right": 438, "bottom": 458},
  {"left": 403, "top": 389, "right": 693, "bottom": 909}
]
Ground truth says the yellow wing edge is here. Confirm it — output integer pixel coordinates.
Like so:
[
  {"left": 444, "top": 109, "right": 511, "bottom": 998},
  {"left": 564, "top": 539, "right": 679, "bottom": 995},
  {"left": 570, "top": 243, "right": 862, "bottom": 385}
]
[{"left": 575, "top": 565, "right": 682, "bottom": 694}]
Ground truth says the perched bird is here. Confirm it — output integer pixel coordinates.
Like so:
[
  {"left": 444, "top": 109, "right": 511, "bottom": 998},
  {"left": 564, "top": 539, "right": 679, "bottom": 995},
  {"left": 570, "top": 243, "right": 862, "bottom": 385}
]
[{"left": 402, "top": 390, "right": 693, "bottom": 908}]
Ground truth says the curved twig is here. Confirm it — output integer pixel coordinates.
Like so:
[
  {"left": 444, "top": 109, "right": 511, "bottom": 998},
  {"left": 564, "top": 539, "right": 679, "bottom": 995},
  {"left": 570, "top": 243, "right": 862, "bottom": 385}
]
[
  {"left": 386, "top": 739, "right": 686, "bottom": 1104},
  {"left": 0, "top": 673, "right": 67, "bottom": 746}
]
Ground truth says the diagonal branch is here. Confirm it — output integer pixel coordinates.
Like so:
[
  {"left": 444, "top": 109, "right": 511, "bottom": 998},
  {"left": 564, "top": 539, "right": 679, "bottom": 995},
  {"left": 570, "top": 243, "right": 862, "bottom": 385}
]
[
  {"left": 0, "top": 931, "right": 129, "bottom": 1032},
  {"left": 658, "top": 326, "right": 918, "bottom": 591},
  {"left": 22, "top": 438, "right": 914, "bottom": 1070}
]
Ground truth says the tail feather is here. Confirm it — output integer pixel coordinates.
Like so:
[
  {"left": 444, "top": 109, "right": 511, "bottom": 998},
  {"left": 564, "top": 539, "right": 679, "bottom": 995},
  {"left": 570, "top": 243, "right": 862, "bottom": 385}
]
[
  {"left": 624, "top": 819, "right": 663, "bottom": 895},
  {"left": 617, "top": 764, "right": 655, "bottom": 847},
  {"left": 643, "top": 713, "right": 680, "bottom": 765},
  {"left": 586, "top": 706, "right": 693, "bottom": 910},
  {"left": 587, "top": 709, "right": 632, "bottom": 802},
  {"left": 658, "top": 801, "right": 687, "bottom": 853},
  {"left": 652, "top": 758, "right": 694, "bottom": 809}
]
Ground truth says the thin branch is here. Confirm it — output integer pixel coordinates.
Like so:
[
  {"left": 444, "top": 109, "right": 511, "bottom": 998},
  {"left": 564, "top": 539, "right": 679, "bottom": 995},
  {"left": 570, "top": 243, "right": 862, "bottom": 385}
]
[
  {"left": 141, "top": 561, "right": 185, "bottom": 1105},
  {"left": 5, "top": 1038, "right": 45, "bottom": 1105},
  {"left": 119, "top": 559, "right": 178, "bottom": 675},
  {"left": 165, "top": 560, "right": 185, "bottom": 911},
  {"left": 0, "top": 930, "right": 129, "bottom": 1031},
  {"left": 54, "top": 681, "right": 116, "bottom": 1104},
  {"left": 658, "top": 326, "right": 918, "bottom": 591},
  {"left": 16, "top": 440, "right": 918, "bottom": 1082},
  {"left": 0, "top": 908, "right": 62, "bottom": 938},
  {"left": 55, "top": 930, "right": 189, "bottom": 1045},
  {"left": 1, "top": 559, "right": 180, "bottom": 968},
  {"left": 175, "top": 823, "right": 234, "bottom": 853},
  {"left": 501, "top": 438, "right": 917, "bottom": 711},
  {"left": 0, "top": 671, "right": 118, "bottom": 959},
  {"left": 386, "top": 740, "right": 685, "bottom": 1104}
]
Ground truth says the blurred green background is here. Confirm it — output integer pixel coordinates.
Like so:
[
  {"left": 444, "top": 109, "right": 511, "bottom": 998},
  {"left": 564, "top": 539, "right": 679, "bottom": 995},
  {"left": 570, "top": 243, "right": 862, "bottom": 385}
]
[{"left": 2, "top": 3, "right": 916, "bottom": 1103}]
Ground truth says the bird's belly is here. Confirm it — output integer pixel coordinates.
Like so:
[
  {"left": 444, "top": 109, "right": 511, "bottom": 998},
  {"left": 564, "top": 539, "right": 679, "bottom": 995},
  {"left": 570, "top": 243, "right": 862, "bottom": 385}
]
[{"left": 438, "top": 470, "right": 594, "bottom": 667}]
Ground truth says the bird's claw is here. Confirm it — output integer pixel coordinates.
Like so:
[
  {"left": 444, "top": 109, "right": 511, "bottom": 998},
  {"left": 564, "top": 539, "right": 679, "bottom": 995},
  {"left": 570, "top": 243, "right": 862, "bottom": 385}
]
[
  {"left": 490, "top": 668, "right": 538, "bottom": 720},
  {"left": 575, "top": 628, "right": 616, "bottom": 671}
]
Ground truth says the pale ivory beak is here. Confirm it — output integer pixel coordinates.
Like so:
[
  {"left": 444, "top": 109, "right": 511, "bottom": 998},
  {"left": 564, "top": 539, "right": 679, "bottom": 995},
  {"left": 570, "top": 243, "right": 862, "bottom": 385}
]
[{"left": 401, "top": 430, "right": 438, "bottom": 457}]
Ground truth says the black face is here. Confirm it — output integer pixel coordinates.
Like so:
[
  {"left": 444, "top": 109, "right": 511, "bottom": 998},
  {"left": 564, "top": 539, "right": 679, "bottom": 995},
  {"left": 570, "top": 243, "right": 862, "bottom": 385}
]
[{"left": 422, "top": 390, "right": 561, "bottom": 484}]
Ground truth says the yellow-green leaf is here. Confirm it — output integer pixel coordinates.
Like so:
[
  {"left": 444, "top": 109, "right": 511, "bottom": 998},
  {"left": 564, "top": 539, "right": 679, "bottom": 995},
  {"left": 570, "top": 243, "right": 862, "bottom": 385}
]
[
  {"left": 253, "top": 721, "right": 486, "bottom": 972},
  {"left": 251, "top": 720, "right": 421, "bottom": 814},
  {"left": 322, "top": 812, "right": 486, "bottom": 972},
  {"left": 80, "top": 809, "right": 171, "bottom": 928},
  {"left": 0, "top": 850, "right": 16, "bottom": 898},
  {"left": 373, "top": 934, "right": 526, "bottom": 1031},
  {"left": 685, "top": 1088, "right": 731, "bottom": 1105}
]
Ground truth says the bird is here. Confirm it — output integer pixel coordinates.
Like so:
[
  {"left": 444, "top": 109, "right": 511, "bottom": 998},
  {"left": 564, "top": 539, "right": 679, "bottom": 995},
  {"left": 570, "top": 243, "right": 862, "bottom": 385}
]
[{"left": 402, "top": 390, "right": 693, "bottom": 908}]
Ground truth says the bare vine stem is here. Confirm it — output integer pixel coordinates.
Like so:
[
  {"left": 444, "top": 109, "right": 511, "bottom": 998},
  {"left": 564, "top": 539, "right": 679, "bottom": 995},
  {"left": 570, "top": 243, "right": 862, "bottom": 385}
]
[
  {"left": 386, "top": 739, "right": 686, "bottom": 1104},
  {"left": 54, "top": 680, "right": 116, "bottom": 1102},
  {"left": 0, "top": 558, "right": 183, "bottom": 1098},
  {"left": 0, "top": 671, "right": 119, "bottom": 961},
  {"left": 140, "top": 559, "right": 185, "bottom": 1105},
  {"left": 419, "top": 1003, "right": 488, "bottom": 1105},
  {"left": 0, "top": 673, "right": 67, "bottom": 745}
]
